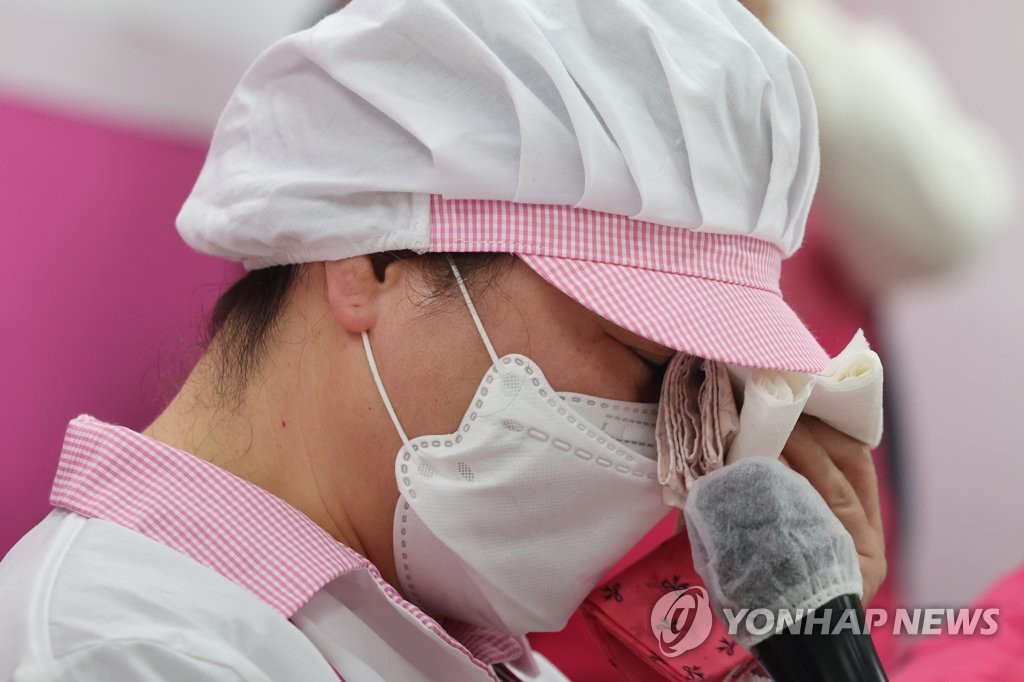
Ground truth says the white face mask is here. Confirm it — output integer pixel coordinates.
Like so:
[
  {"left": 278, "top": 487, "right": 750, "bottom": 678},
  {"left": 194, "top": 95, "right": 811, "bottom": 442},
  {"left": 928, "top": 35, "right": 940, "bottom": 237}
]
[{"left": 361, "top": 257, "right": 668, "bottom": 636}]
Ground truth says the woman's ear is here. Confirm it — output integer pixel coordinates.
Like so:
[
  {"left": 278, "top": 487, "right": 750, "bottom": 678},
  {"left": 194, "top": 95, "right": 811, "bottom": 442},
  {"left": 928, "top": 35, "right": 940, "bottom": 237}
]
[{"left": 323, "top": 256, "right": 385, "bottom": 334}]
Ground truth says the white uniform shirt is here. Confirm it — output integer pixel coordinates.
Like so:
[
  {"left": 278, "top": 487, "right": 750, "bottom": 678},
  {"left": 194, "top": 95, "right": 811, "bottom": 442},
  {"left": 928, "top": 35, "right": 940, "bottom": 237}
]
[{"left": 0, "top": 415, "right": 568, "bottom": 681}]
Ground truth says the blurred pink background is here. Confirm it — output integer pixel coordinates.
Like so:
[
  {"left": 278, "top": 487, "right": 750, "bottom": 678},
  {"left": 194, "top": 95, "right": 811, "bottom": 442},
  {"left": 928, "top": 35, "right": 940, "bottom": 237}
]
[
  {"left": 0, "top": 97, "right": 241, "bottom": 555},
  {"left": 0, "top": 0, "right": 331, "bottom": 560},
  {"left": 852, "top": 0, "right": 1024, "bottom": 608}
]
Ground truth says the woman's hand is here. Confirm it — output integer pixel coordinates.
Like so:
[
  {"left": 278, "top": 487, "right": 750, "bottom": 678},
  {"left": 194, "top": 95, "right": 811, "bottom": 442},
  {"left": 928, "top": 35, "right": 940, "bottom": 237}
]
[{"left": 780, "top": 414, "right": 887, "bottom": 606}]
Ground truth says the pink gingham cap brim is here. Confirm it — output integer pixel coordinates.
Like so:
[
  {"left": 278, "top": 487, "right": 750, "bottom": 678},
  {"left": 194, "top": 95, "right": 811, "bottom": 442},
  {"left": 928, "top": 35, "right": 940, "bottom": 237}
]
[{"left": 431, "top": 197, "right": 829, "bottom": 374}]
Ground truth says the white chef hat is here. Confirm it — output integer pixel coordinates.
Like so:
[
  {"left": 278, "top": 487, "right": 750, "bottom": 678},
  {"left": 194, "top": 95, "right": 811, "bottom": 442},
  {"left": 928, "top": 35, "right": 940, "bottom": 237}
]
[{"left": 177, "top": 0, "right": 828, "bottom": 373}]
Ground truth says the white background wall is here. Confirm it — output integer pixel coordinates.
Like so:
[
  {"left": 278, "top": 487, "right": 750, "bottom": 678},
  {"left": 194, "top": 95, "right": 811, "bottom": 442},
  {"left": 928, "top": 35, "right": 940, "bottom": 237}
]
[{"left": 840, "top": 0, "right": 1024, "bottom": 606}]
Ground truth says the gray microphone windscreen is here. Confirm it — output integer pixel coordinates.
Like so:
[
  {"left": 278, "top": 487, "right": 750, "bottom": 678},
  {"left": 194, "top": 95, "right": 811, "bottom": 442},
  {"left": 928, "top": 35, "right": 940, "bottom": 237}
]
[{"left": 683, "top": 457, "right": 862, "bottom": 650}]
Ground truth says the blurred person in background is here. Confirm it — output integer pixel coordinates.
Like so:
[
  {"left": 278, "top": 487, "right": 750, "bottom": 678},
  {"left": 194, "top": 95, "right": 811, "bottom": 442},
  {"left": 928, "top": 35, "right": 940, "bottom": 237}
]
[
  {"left": 0, "top": 0, "right": 337, "bottom": 557},
  {"left": 765, "top": 0, "right": 1014, "bottom": 668},
  {"left": 528, "top": 0, "right": 1016, "bottom": 678}
]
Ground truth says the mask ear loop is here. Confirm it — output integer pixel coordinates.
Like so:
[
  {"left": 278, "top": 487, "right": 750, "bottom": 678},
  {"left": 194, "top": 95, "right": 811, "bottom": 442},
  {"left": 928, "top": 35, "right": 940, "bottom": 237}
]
[
  {"left": 362, "top": 330, "right": 417, "bottom": 454},
  {"left": 362, "top": 254, "right": 505, "bottom": 453},
  {"left": 445, "top": 254, "right": 503, "bottom": 371}
]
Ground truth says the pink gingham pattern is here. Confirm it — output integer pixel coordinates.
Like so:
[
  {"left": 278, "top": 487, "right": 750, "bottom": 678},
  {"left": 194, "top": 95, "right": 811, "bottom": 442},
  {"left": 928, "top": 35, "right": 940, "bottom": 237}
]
[
  {"left": 49, "top": 414, "right": 522, "bottom": 678},
  {"left": 430, "top": 196, "right": 830, "bottom": 374}
]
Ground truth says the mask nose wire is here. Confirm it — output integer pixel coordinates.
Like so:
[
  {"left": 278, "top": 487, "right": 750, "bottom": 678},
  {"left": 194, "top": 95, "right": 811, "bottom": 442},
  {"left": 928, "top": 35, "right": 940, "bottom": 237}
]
[{"left": 445, "top": 254, "right": 503, "bottom": 371}]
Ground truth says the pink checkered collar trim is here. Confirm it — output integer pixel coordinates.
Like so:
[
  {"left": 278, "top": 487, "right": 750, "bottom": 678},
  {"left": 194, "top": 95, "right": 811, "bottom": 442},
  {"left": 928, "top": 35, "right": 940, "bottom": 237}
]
[
  {"left": 429, "top": 196, "right": 784, "bottom": 294},
  {"left": 49, "top": 414, "right": 521, "bottom": 670}
]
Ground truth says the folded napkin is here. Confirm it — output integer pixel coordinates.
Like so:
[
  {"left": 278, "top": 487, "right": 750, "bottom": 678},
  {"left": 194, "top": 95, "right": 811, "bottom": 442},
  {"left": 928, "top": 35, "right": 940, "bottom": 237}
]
[
  {"left": 580, "top": 531, "right": 761, "bottom": 681},
  {"left": 656, "top": 354, "right": 741, "bottom": 508},
  {"left": 656, "top": 328, "right": 884, "bottom": 506}
]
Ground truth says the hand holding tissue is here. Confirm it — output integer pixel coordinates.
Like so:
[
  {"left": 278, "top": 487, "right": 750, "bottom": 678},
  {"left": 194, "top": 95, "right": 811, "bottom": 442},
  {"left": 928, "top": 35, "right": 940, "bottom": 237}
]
[
  {"left": 657, "top": 328, "right": 884, "bottom": 506},
  {"left": 580, "top": 329, "right": 888, "bottom": 681}
]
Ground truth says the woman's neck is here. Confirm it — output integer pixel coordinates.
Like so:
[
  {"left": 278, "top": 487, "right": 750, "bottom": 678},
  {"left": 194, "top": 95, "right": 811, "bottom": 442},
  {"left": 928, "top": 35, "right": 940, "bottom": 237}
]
[{"left": 141, "top": 348, "right": 369, "bottom": 558}]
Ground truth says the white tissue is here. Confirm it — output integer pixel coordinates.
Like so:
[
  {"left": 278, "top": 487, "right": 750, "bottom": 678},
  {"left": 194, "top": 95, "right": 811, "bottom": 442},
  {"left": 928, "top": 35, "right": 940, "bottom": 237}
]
[
  {"left": 724, "top": 368, "right": 816, "bottom": 464},
  {"left": 724, "top": 328, "right": 884, "bottom": 465},
  {"left": 803, "top": 329, "right": 884, "bottom": 448}
]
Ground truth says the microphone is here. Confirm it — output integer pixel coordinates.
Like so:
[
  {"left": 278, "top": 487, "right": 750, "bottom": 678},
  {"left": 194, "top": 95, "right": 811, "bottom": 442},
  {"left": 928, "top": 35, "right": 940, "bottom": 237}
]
[
  {"left": 683, "top": 457, "right": 888, "bottom": 681},
  {"left": 752, "top": 593, "right": 887, "bottom": 680}
]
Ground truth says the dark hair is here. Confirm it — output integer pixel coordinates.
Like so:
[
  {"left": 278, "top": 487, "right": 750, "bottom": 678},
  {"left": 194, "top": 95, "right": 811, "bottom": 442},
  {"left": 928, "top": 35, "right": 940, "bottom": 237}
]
[{"left": 204, "top": 251, "right": 512, "bottom": 404}]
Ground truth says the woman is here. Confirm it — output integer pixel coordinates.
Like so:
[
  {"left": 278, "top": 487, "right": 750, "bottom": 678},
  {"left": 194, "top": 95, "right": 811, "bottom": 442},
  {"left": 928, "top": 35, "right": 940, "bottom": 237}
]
[{"left": 0, "top": 0, "right": 886, "bottom": 679}]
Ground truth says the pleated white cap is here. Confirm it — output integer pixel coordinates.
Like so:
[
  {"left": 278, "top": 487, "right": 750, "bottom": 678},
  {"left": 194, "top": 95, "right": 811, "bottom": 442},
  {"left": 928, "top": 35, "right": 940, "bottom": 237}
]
[{"left": 176, "top": 0, "right": 829, "bottom": 372}]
